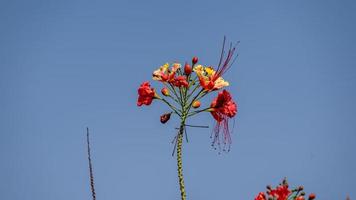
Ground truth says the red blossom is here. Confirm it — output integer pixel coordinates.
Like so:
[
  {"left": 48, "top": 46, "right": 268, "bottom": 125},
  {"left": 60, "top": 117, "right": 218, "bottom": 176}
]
[
  {"left": 137, "top": 82, "right": 156, "bottom": 106},
  {"left": 254, "top": 192, "right": 266, "bottom": 200},
  {"left": 210, "top": 89, "right": 237, "bottom": 150},
  {"left": 172, "top": 76, "right": 189, "bottom": 88},
  {"left": 268, "top": 185, "right": 291, "bottom": 200}
]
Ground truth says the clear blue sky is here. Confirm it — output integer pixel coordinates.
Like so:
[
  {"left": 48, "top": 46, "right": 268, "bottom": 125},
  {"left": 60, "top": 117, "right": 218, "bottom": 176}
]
[{"left": 1, "top": 0, "right": 355, "bottom": 199}]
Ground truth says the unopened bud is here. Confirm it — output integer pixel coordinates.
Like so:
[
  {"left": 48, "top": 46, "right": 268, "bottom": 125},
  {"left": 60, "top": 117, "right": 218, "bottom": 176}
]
[
  {"left": 184, "top": 63, "right": 192, "bottom": 75},
  {"left": 192, "top": 56, "right": 198, "bottom": 65},
  {"left": 192, "top": 100, "right": 201, "bottom": 108},
  {"left": 296, "top": 196, "right": 305, "bottom": 200},
  {"left": 298, "top": 186, "right": 304, "bottom": 191},
  {"left": 308, "top": 193, "right": 316, "bottom": 200},
  {"left": 161, "top": 87, "right": 170, "bottom": 96},
  {"left": 160, "top": 112, "right": 171, "bottom": 124},
  {"left": 301, "top": 192, "right": 306, "bottom": 196}
]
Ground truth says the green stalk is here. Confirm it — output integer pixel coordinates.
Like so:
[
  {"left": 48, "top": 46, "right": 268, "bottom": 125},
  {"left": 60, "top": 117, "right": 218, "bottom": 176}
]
[{"left": 177, "top": 121, "right": 186, "bottom": 200}]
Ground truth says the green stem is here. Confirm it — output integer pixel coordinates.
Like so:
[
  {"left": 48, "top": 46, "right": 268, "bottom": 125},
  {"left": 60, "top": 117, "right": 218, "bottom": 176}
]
[
  {"left": 177, "top": 122, "right": 186, "bottom": 200},
  {"left": 159, "top": 98, "right": 181, "bottom": 117},
  {"left": 187, "top": 107, "right": 211, "bottom": 117}
]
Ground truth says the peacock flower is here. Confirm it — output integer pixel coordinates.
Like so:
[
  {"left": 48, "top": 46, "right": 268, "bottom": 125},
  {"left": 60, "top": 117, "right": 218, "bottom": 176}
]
[
  {"left": 267, "top": 185, "right": 291, "bottom": 200},
  {"left": 152, "top": 63, "right": 181, "bottom": 82},
  {"left": 210, "top": 89, "right": 237, "bottom": 150},
  {"left": 254, "top": 192, "right": 267, "bottom": 200},
  {"left": 137, "top": 82, "right": 159, "bottom": 106},
  {"left": 193, "top": 65, "right": 229, "bottom": 91},
  {"left": 172, "top": 75, "right": 189, "bottom": 88}
]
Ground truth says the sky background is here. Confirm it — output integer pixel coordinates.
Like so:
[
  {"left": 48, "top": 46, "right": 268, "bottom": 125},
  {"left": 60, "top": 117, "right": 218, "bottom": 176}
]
[{"left": 1, "top": 0, "right": 356, "bottom": 199}]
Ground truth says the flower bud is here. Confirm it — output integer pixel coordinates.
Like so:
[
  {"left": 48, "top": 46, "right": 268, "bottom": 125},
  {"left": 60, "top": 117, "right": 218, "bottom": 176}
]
[
  {"left": 192, "top": 56, "right": 198, "bottom": 65},
  {"left": 298, "top": 186, "right": 304, "bottom": 191},
  {"left": 184, "top": 63, "right": 192, "bottom": 75},
  {"left": 296, "top": 196, "right": 305, "bottom": 200},
  {"left": 308, "top": 193, "right": 316, "bottom": 200},
  {"left": 161, "top": 87, "right": 170, "bottom": 96},
  {"left": 266, "top": 185, "right": 272, "bottom": 191},
  {"left": 160, "top": 112, "right": 171, "bottom": 124},
  {"left": 192, "top": 100, "right": 201, "bottom": 108}
]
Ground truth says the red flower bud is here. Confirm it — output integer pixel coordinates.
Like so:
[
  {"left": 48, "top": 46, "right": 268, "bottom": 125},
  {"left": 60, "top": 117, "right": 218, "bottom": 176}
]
[
  {"left": 192, "top": 56, "right": 198, "bottom": 65},
  {"left": 184, "top": 63, "right": 192, "bottom": 75},
  {"left": 192, "top": 100, "right": 201, "bottom": 108},
  {"left": 161, "top": 87, "right": 170, "bottom": 96},
  {"left": 308, "top": 193, "right": 316, "bottom": 200},
  {"left": 160, "top": 113, "right": 171, "bottom": 124},
  {"left": 296, "top": 196, "right": 305, "bottom": 200}
]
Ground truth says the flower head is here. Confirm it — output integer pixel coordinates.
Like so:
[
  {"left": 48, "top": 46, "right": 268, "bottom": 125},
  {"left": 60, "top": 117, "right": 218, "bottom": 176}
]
[
  {"left": 267, "top": 185, "right": 291, "bottom": 200},
  {"left": 137, "top": 82, "right": 157, "bottom": 106},
  {"left": 192, "top": 38, "right": 237, "bottom": 92},
  {"left": 210, "top": 89, "right": 237, "bottom": 150},
  {"left": 193, "top": 65, "right": 229, "bottom": 91},
  {"left": 153, "top": 63, "right": 180, "bottom": 82},
  {"left": 172, "top": 75, "right": 189, "bottom": 88},
  {"left": 254, "top": 192, "right": 267, "bottom": 200}
]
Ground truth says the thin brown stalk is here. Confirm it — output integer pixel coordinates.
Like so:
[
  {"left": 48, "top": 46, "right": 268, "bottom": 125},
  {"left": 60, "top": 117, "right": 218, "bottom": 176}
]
[{"left": 86, "top": 127, "right": 96, "bottom": 200}]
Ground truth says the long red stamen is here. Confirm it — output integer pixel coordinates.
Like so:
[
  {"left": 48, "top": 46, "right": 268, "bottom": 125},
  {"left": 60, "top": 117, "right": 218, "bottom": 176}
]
[{"left": 214, "top": 37, "right": 239, "bottom": 81}]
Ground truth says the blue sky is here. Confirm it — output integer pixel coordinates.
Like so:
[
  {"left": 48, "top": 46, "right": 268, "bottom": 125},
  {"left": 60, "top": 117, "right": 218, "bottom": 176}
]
[{"left": 1, "top": 0, "right": 356, "bottom": 199}]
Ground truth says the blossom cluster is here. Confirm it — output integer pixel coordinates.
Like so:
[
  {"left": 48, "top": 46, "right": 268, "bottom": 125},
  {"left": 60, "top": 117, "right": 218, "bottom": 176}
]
[
  {"left": 254, "top": 179, "right": 316, "bottom": 200},
  {"left": 137, "top": 40, "right": 238, "bottom": 150}
]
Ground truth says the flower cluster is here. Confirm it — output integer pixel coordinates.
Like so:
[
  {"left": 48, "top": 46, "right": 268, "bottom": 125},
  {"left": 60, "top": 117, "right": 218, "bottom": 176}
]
[
  {"left": 254, "top": 179, "right": 316, "bottom": 200},
  {"left": 137, "top": 38, "right": 238, "bottom": 151}
]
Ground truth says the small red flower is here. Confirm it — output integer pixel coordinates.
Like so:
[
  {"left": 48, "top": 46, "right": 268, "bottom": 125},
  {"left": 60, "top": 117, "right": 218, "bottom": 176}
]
[
  {"left": 137, "top": 82, "right": 156, "bottom": 106},
  {"left": 268, "top": 185, "right": 291, "bottom": 200},
  {"left": 254, "top": 192, "right": 266, "bottom": 200},
  {"left": 210, "top": 89, "right": 237, "bottom": 150},
  {"left": 172, "top": 76, "right": 189, "bottom": 88}
]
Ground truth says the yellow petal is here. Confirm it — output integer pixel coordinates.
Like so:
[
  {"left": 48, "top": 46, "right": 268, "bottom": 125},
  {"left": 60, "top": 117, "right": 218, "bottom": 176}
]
[{"left": 214, "top": 77, "right": 229, "bottom": 89}]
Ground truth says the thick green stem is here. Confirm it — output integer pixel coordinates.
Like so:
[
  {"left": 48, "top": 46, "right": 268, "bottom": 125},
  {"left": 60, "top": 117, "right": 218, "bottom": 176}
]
[{"left": 177, "top": 122, "right": 186, "bottom": 200}]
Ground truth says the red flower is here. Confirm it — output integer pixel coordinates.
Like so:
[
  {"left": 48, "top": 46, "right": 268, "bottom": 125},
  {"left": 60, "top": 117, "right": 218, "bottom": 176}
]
[
  {"left": 210, "top": 89, "right": 237, "bottom": 150},
  {"left": 172, "top": 76, "right": 189, "bottom": 88},
  {"left": 254, "top": 192, "right": 266, "bottom": 200},
  {"left": 268, "top": 185, "right": 291, "bottom": 200},
  {"left": 137, "top": 82, "right": 156, "bottom": 106}
]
